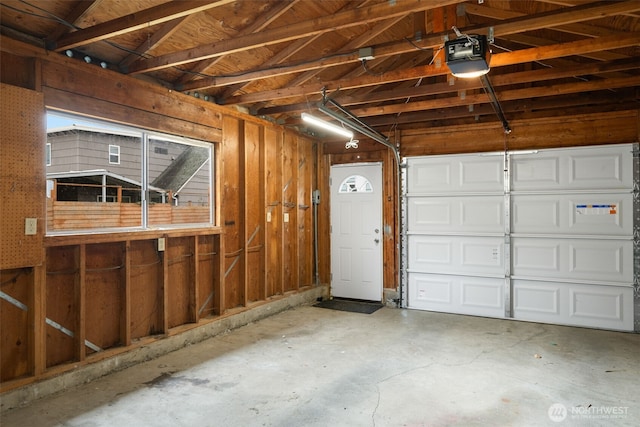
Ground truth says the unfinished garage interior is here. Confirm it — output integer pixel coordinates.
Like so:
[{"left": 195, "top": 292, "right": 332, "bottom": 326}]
[{"left": 1, "top": 0, "right": 639, "bottom": 425}]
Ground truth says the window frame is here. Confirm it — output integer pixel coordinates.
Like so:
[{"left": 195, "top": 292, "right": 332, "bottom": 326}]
[
  {"left": 45, "top": 142, "right": 51, "bottom": 166},
  {"left": 108, "top": 144, "right": 120, "bottom": 164},
  {"left": 46, "top": 111, "right": 216, "bottom": 234}
]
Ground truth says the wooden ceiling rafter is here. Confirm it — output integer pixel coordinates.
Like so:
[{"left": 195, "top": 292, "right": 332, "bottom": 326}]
[
  {"left": 223, "top": 31, "right": 640, "bottom": 107},
  {"left": 236, "top": 1, "right": 399, "bottom": 115},
  {"left": 365, "top": 91, "right": 640, "bottom": 128},
  {"left": 51, "top": 0, "right": 236, "bottom": 51},
  {"left": 259, "top": 57, "right": 640, "bottom": 116},
  {"left": 1, "top": 0, "right": 637, "bottom": 136},
  {"left": 45, "top": 0, "right": 101, "bottom": 45},
  {"left": 350, "top": 74, "right": 640, "bottom": 118},
  {"left": 118, "top": 15, "right": 194, "bottom": 69},
  {"left": 170, "top": 0, "right": 640, "bottom": 94},
  {"left": 173, "top": 0, "right": 301, "bottom": 87},
  {"left": 125, "top": 0, "right": 463, "bottom": 74},
  {"left": 189, "top": 0, "right": 378, "bottom": 95}
]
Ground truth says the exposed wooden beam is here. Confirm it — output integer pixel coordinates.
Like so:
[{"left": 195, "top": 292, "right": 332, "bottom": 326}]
[
  {"left": 174, "top": 0, "right": 301, "bottom": 87},
  {"left": 125, "top": 0, "right": 463, "bottom": 74},
  {"left": 222, "top": 32, "right": 640, "bottom": 105},
  {"left": 51, "top": 0, "right": 236, "bottom": 51},
  {"left": 350, "top": 75, "right": 640, "bottom": 118},
  {"left": 469, "top": 0, "right": 640, "bottom": 38},
  {"left": 536, "top": 0, "right": 640, "bottom": 18},
  {"left": 223, "top": 0, "right": 382, "bottom": 111},
  {"left": 45, "top": 0, "right": 101, "bottom": 45},
  {"left": 118, "top": 16, "right": 193, "bottom": 69},
  {"left": 364, "top": 92, "right": 640, "bottom": 127},
  {"left": 258, "top": 57, "right": 640, "bottom": 115},
  {"left": 463, "top": 2, "right": 624, "bottom": 38},
  {"left": 154, "top": 0, "right": 639, "bottom": 91}
]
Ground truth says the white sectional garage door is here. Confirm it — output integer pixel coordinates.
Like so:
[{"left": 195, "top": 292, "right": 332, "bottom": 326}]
[{"left": 404, "top": 144, "right": 638, "bottom": 331}]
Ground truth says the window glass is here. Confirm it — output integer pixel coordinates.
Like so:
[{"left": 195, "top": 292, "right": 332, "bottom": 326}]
[
  {"left": 46, "top": 112, "right": 214, "bottom": 233},
  {"left": 148, "top": 134, "right": 212, "bottom": 226},
  {"left": 108, "top": 145, "right": 120, "bottom": 164},
  {"left": 339, "top": 175, "right": 373, "bottom": 193}
]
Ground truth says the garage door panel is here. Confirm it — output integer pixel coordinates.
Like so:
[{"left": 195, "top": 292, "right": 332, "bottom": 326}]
[
  {"left": 512, "top": 238, "right": 633, "bottom": 283},
  {"left": 408, "top": 196, "right": 503, "bottom": 233},
  {"left": 407, "top": 154, "right": 503, "bottom": 194},
  {"left": 513, "top": 279, "right": 633, "bottom": 331},
  {"left": 409, "top": 235, "right": 504, "bottom": 276},
  {"left": 409, "top": 273, "right": 504, "bottom": 317},
  {"left": 512, "top": 145, "right": 633, "bottom": 191},
  {"left": 405, "top": 144, "right": 636, "bottom": 332},
  {"left": 512, "top": 193, "right": 632, "bottom": 236}
]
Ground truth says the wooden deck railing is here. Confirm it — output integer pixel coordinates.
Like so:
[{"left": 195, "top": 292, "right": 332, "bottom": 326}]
[{"left": 47, "top": 200, "right": 210, "bottom": 230}]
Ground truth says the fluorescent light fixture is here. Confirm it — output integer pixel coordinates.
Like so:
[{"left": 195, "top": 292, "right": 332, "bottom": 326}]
[
  {"left": 445, "top": 35, "right": 490, "bottom": 78},
  {"left": 302, "top": 112, "right": 353, "bottom": 139}
]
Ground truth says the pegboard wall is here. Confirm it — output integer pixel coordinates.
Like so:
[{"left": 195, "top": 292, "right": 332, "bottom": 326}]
[{"left": 1, "top": 83, "right": 45, "bottom": 269}]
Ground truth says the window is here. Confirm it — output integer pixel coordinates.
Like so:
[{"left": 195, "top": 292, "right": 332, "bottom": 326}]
[
  {"left": 45, "top": 143, "right": 51, "bottom": 166},
  {"left": 46, "top": 112, "right": 214, "bottom": 233},
  {"left": 109, "top": 144, "right": 120, "bottom": 164},
  {"left": 339, "top": 175, "right": 373, "bottom": 193}
]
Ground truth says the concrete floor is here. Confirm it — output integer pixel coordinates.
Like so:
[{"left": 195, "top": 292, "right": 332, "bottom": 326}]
[{"left": 2, "top": 305, "right": 639, "bottom": 427}]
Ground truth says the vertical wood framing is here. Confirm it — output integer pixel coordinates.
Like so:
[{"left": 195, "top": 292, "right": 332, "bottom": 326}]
[
  {"left": 297, "top": 137, "right": 313, "bottom": 287},
  {"left": 162, "top": 239, "right": 169, "bottom": 333},
  {"left": 265, "top": 127, "right": 283, "bottom": 297},
  {"left": 222, "top": 116, "right": 245, "bottom": 309},
  {"left": 45, "top": 246, "right": 78, "bottom": 368},
  {"left": 317, "top": 148, "right": 331, "bottom": 286},
  {"left": 32, "top": 265, "right": 46, "bottom": 376},
  {"left": 216, "top": 234, "right": 225, "bottom": 315},
  {"left": 0, "top": 268, "right": 31, "bottom": 381},
  {"left": 194, "top": 236, "right": 201, "bottom": 322},
  {"left": 85, "top": 242, "right": 124, "bottom": 352},
  {"left": 383, "top": 148, "right": 398, "bottom": 290},
  {"left": 196, "top": 235, "right": 218, "bottom": 319},
  {"left": 77, "top": 245, "right": 86, "bottom": 361},
  {"left": 281, "top": 132, "right": 299, "bottom": 292},
  {"left": 166, "top": 237, "right": 194, "bottom": 329},
  {"left": 129, "top": 239, "right": 163, "bottom": 339},
  {"left": 244, "top": 121, "right": 265, "bottom": 304},
  {"left": 123, "top": 241, "right": 132, "bottom": 346}
]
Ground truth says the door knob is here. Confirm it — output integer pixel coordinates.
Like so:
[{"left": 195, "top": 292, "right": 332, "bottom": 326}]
[{"left": 374, "top": 238, "right": 380, "bottom": 244}]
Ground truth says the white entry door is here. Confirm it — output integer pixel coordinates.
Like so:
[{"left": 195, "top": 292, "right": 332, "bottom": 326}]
[{"left": 330, "top": 163, "right": 383, "bottom": 301}]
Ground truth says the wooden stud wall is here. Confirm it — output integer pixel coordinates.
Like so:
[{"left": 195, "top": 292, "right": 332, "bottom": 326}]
[
  {"left": 222, "top": 116, "right": 245, "bottom": 310},
  {"left": 282, "top": 133, "right": 299, "bottom": 292},
  {"left": 45, "top": 245, "right": 78, "bottom": 368},
  {"left": 244, "top": 121, "right": 265, "bottom": 304},
  {"left": 196, "top": 235, "right": 219, "bottom": 319},
  {"left": 166, "top": 237, "right": 195, "bottom": 329},
  {"left": 1, "top": 39, "right": 319, "bottom": 391},
  {"left": 265, "top": 127, "right": 283, "bottom": 298},
  {"left": 129, "top": 240, "right": 163, "bottom": 339},
  {"left": 297, "top": 139, "right": 314, "bottom": 288},
  {"left": 0, "top": 269, "right": 31, "bottom": 381}
]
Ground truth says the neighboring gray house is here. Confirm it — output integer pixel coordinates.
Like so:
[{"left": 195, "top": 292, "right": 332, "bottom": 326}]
[{"left": 46, "top": 125, "right": 211, "bottom": 206}]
